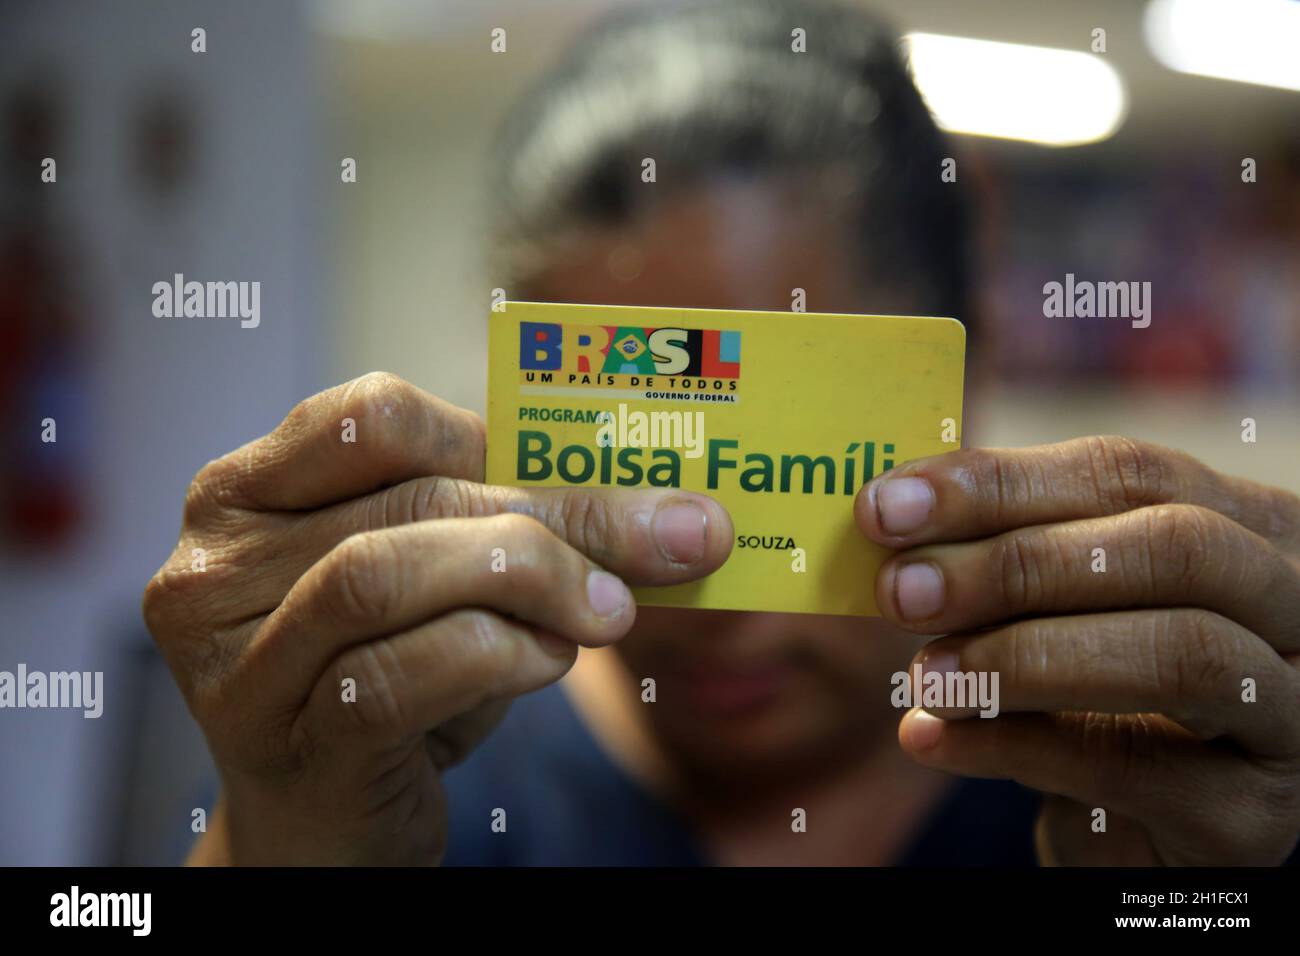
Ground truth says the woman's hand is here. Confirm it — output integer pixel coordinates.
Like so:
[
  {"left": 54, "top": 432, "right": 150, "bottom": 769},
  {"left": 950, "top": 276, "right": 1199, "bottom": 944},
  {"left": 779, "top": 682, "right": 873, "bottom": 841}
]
[{"left": 856, "top": 436, "right": 1300, "bottom": 865}]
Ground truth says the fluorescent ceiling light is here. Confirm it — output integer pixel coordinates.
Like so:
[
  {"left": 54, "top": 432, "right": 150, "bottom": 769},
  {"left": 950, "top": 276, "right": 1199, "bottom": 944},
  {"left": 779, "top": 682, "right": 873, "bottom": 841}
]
[
  {"left": 309, "top": 0, "right": 464, "bottom": 41},
  {"left": 902, "top": 32, "right": 1127, "bottom": 147},
  {"left": 1144, "top": 0, "right": 1300, "bottom": 93}
]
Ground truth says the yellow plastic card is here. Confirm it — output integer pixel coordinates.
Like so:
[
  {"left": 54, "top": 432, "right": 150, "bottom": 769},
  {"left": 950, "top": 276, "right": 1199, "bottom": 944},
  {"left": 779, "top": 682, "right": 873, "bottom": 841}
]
[{"left": 486, "top": 301, "right": 965, "bottom": 616}]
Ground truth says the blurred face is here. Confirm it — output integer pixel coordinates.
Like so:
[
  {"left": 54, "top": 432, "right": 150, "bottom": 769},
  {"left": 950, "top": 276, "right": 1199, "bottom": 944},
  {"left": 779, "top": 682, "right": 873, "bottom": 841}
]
[{"left": 523, "top": 176, "right": 930, "bottom": 778}]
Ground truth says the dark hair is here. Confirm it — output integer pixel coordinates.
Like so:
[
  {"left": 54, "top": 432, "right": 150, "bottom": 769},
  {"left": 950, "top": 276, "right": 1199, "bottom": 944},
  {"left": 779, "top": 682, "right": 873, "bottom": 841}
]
[{"left": 491, "top": 0, "right": 971, "bottom": 322}]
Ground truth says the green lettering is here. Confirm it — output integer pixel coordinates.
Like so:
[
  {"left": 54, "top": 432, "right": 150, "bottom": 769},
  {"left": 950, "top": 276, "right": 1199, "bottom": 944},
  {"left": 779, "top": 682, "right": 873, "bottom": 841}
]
[
  {"left": 647, "top": 449, "right": 681, "bottom": 487},
  {"left": 708, "top": 439, "right": 738, "bottom": 489},
  {"left": 740, "top": 454, "right": 774, "bottom": 492},
  {"left": 780, "top": 454, "right": 835, "bottom": 494},
  {"left": 616, "top": 447, "right": 644, "bottom": 486},
  {"left": 518, "top": 430, "right": 551, "bottom": 481},
  {"left": 558, "top": 444, "right": 595, "bottom": 483}
]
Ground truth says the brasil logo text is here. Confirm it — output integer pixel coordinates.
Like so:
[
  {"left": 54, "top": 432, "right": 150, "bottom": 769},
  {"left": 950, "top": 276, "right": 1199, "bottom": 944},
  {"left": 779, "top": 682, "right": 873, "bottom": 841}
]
[{"left": 519, "top": 322, "right": 741, "bottom": 399}]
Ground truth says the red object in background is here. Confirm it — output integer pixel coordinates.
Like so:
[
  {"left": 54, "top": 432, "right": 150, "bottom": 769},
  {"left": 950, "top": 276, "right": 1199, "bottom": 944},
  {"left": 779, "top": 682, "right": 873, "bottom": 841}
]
[
  {"left": 2, "top": 81, "right": 88, "bottom": 552},
  {"left": 1115, "top": 302, "right": 1237, "bottom": 386},
  {"left": 8, "top": 475, "right": 81, "bottom": 548},
  {"left": 0, "top": 233, "right": 87, "bottom": 552},
  {"left": 0, "top": 236, "right": 37, "bottom": 418}
]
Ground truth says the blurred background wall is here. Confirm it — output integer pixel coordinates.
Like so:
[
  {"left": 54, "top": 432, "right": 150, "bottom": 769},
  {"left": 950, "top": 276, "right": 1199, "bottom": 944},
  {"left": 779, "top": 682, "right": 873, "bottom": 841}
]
[
  {"left": 1, "top": 0, "right": 1297, "bottom": 863},
  {"left": 0, "top": 0, "right": 325, "bottom": 864},
  {"left": 324, "top": 0, "right": 1300, "bottom": 475}
]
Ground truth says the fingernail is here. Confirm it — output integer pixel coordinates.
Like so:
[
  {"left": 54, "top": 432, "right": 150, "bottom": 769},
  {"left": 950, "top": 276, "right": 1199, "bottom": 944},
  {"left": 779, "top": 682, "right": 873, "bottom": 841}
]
[
  {"left": 919, "top": 649, "right": 959, "bottom": 678},
  {"left": 587, "top": 569, "right": 630, "bottom": 618},
  {"left": 652, "top": 500, "right": 707, "bottom": 565},
  {"left": 874, "top": 477, "right": 935, "bottom": 535},
  {"left": 895, "top": 562, "right": 944, "bottom": 621},
  {"left": 902, "top": 710, "right": 945, "bottom": 751}
]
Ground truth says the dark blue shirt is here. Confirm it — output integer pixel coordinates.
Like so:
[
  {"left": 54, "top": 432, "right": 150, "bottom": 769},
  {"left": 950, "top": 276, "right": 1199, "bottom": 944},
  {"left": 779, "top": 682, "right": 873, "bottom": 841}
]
[{"left": 441, "top": 683, "right": 1041, "bottom": 866}]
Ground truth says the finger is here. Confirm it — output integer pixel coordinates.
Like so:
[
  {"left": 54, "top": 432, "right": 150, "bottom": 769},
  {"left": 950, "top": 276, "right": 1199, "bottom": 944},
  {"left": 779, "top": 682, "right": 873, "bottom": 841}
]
[
  {"left": 187, "top": 372, "right": 486, "bottom": 515},
  {"left": 423, "top": 699, "right": 513, "bottom": 771},
  {"left": 898, "top": 708, "right": 1298, "bottom": 865},
  {"left": 875, "top": 503, "right": 1300, "bottom": 652},
  {"left": 243, "top": 509, "right": 729, "bottom": 713},
  {"left": 1035, "top": 796, "right": 1159, "bottom": 866},
  {"left": 897, "top": 708, "right": 1197, "bottom": 819},
  {"left": 303, "top": 609, "right": 577, "bottom": 742},
  {"left": 226, "top": 479, "right": 732, "bottom": 615},
  {"left": 910, "top": 610, "right": 1300, "bottom": 757},
  {"left": 856, "top": 436, "right": 1300, "bottom": 551}
]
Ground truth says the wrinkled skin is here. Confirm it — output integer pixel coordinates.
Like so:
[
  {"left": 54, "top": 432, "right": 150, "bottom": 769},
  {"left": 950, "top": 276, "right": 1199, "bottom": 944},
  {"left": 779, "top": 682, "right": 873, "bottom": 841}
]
[{"left": 145, "top": 184, "right": 1300, "bottom": 865}]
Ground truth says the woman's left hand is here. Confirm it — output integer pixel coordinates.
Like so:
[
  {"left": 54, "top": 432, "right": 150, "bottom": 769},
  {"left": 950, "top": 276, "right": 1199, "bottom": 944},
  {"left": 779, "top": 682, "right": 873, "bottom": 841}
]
[{"left": 856, "top": 436, "right": 1300, "bottom": 865}]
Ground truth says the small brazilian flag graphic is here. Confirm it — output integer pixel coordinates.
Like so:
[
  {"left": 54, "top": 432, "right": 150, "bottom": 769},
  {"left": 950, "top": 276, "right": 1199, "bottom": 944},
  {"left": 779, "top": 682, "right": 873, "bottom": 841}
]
[{"left": 602, "top": 327, "right": 656, "bottom": 374}]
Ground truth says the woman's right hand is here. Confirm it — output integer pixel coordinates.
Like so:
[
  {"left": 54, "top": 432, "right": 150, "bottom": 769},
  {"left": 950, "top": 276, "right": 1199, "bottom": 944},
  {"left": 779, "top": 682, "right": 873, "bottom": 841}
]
[{"left": 141, "top": 372, "right": 732, "bottom": 865}]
